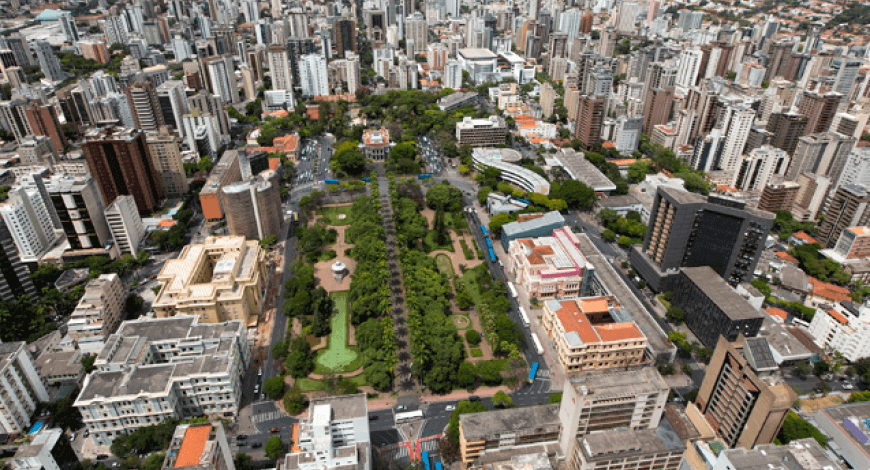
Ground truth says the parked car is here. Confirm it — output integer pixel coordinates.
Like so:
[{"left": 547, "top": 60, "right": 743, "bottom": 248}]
[
  {"left": 251, "top": 442, "right": 262, "bottom": 448},
  {"left": 237, "top": 434, "right": 247, "bottom": 441},
  {"left": 96, "top": 455, "right": 108, "bottom": 461},
  {"left": 445, "top": 405, "right": 455, "bottom": 411}
]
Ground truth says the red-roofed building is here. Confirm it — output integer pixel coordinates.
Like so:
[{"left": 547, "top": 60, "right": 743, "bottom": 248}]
[
  {"left": 807, "top": 277, "right": 851, "bottom": 304},
  {"left": 164, "top": 423, "right": 235, "bottom": 470},
  {"left": 764, "top": 307, "right": 788, "bottom": 324},
  {"left": 361, "top": 127, "right": 393, "bottom": 161},
  {"left": 542, "top": 296, "right": 647, "bottom": 372},
  {"left": 807, "top": 301, "right": 870, "bottom": 362},
  {"left": 774, "top": 251, "right": 799, "bottom": 265},
  {"left": 507, "top": 228, "right": 591, "bottom": 300},
  {"left": 789, "top": 231, "right": 820, "bottom": 246}
]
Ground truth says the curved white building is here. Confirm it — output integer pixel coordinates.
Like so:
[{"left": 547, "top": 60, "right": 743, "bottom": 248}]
[{"left": 472, "top": 148, "right": 550, "bottom": 195}]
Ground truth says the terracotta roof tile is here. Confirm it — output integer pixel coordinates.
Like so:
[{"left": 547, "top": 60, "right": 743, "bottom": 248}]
[
  {"left": 775, "top": 251, "right": 799, "bottom": 264},
  {"left": 594, "top": 322, "right": 644, "bottom": 342},
  {"left": 175, "top": 425, "right": 211, "bottom": 468},
  {"left": 764, "top": 307, "right": 788, "bottom": 321},
  {"left": 827, "top": 309, "right": 848, "bottom": 325}
]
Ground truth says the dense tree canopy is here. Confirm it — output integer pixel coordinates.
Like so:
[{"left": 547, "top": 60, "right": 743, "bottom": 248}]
[{"left": 426, "top": 182, "right": 464, "bottom": 212}]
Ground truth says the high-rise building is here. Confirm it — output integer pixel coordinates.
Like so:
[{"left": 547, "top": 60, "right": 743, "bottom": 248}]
[
  {"left": 558, "top": 368, "right": 669, "bottom": 456},
  {"left": 757, "top": 178, "right": 800, "bottom": 213},
  {"left": 0, "top": 186, "right": 62, "bottom": 262},
  {"left": 22, "top": 103, "right": 67, "bottom": 153},
  {"left": 613, "top": 116, "right": 643, "bottom": 154},
  {"left": 573, "top": 94, "right": 606, "bottom": 147},
  {"left": 405, "top": 12, "right": 428, "bottom": 53},
  {"left": 456, "top": 116, "right": 507, "bottom": 147},
  {"left": 0, "top": 217, "right": 36, "bottom": 301},
  {"left": 540, "top": 82, "right": 556, "bottom": 117},
  {"left": 0, "top": 342, "right": 50, "bottom": 435},
  {"left": 2, "top": 35, "right": 31, "bottom": 68},
  {"left": 146, "top": 127, "right": 189, "bottom": 197},
  {"left": 105, "top": 195, "right": 144, "bottom": 256},
  {"left": 78, "top": 40, "right": 110, "bottom": 64},
  {"left": 0, "top": 99, "right": 32, "bottom": 144},
  {"left": 675, "top": 48, "right": 702, "bottom": 92},
  {"left": 642, "top": 88, "right": 673, "bottom": 136},
  {"left": 267, "top": 45, "right": 292, "bottom": 91},
  {"left": 818, "top": 184, "right": 870, "bottom": 247},
  {"left": 695, "top": 336, "right": 795, "bottom": 449},
  {"left": 766, "top": 112, "right": 808, "bottom": 156},
  {"left": 287, "top": 37, "right": 317, "bottom": 86},
  {"left": 188, "top": 91, "right": 230, "bottom": 142},
  {"left": 630, "top": 186, "right": 774, "bottom": 290},
  {"left": 444, "top": 59, "right": 462, "bottom": 89},
  {"left": 831, "top": 57, "right": 862, "bottom": 97},
  {"left": 717, "top": 105, "right": 757, "bottom": 178},
  {"left": 68, "top": 273, "right": 125, "bottom": 341},
  {"left": 334, "top": 19, "right": 356, "bottom": 58},
  {"left": 299, "top": 53, "right": 329, "bottom": 98},
  {"left": 81, "top": 127, "right": 164, "bottom": 214},
  {"left": 31, "top": 40, "right": 66, "bottom": 82},
  {"left": 786, "top": 132, "right": 856, "bottom": 181},
  {"left": 836, "top": 147, "right": 870, "bottom": 190},
  {"left": 283, "top": 394, "right": 371, "bottom": 470},
  {"left": 221, "top": 169, "right": 281, "bottom": 240},
  {"left": 42, "top": 175, "right": 112, "bottom": 252},
  {"left": 156, "top": 80, "right": 188, "bottom": 133},
  {"left": 126, "top": 80, "right": 165, "bottom": 132},
  {"left": 732, "top": 145, "right": 790, "bottom": 192},
  {"left": 798, "top": 90, "right": 842, "bottom": 135},
  {"left": 204, "top": 56, "right": 239, "bottom": 104}
]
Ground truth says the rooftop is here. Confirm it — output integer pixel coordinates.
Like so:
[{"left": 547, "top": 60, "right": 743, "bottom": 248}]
[
  {"left": 567, "top": 367, "right": 668, "bottom": 399},
  {"left": 458, "top": 48, "right": 498, "bottom": 60},
  {"left": 553, "top": 148, "right": 616, "bottom": 192},
  {"left": 460, "top": 404, "right": 560, "bottom": 441},
  {"left": 502, "top": 211, "right": 564, "bottom": 238},
  {"left": 680, "top": 267, "right": 765, "bottom": 321},
  {"left": 174, "top": 425, "right": 212, "bottom": 468},
  {"left": 719, "top": 438, "right": 839, "bottom": 470},
  {"left": 307, "top": 393, "right": 368, "bottom": 421},
  {"left": 548, "top": 298, "right": 645, "bottom": 346}
]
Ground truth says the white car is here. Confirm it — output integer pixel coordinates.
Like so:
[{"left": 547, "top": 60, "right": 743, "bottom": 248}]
[
  {"left": 843, "top": 383, "right": 854, "bottom": 390},
  {"left": 445, "top": 405, "right": 455, "bottom": 411}
]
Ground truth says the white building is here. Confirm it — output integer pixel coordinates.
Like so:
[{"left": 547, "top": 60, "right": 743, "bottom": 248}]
[
  {"left": 105, "top": 195, "right": 144, "bottom": 256},
  {"left": 299, "top": 53, "right": 329, "bottom": 98},
  {"left": 718, "top": 105, "right": 756, "bottom": 178},
  {"left": 0, "top": 341, "right": 50, "bottom": 435},
  {"left": 283, "top": 394, "right": 370, "bottom": 470},
  {"left": 267, "top": 45, "right": 293, "bottom": 91},
  {"left": 9, "top": 428, "right": 71, "bottom": 470},
  {"left": 345, "top": 53, "right": 360, "bottom": 95},
  {"left": 0, "top": 187, "right": 61, "bottom": 262},
  {"left": 405, "top": 13, "right": 428, "bottom": 53},
  {"left": 675, "top": 48, "right": 702, "bottom": 94},
  {"left": 457, "top": 48, "right": 498, "bottom": 84},
  {"left": 559, "top": 9, "right": 582, "bottom": 41},
  {"left": 444, "top": 59, "right": 463, "bottom": 90},
  {"left": 75, "top": 315, "right": 250, "bottom": 446},
  {"left": 835, "top": 147, "right": 870, "bottom": 190},
  {"left": 206, "top": 57, "right": 239, "bottom": 105},
  {"left": 612, "top": 116, "right": 642, "bottom": 154},
  {"left": 472, "top": 148, "right": 550, "bottom": 195},
  {"left": 808, "top": 301, "right": 870, "bottom": 362},
  {"left": 732, "top": 145, "right": 790, "bottom": 192}
]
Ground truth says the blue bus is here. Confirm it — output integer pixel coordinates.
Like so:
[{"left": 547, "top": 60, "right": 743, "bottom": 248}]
[
  {"left": 480, "top": 224, "right": 488, "bottom": 236},
  {"left": 362, "top": 177, "right": 371, "bottom": 182},
  {"left": 418, "top": 174, "right": 432, "bottom": 180},
  {"left": 488, "top": 247, "right": 496, "bottom": 262},
  {"left": 435, "top": 462, "right": 443, "bottom": 470},
  {"left": 421, "top": 452, "right": 430, "bottom": 470},
  {"left": 515, "top": 198, "right": 531, "bottom": 205},
  {"left": 529, "top": 362, "right": 539, "bottom": 382},
  {"left": 325, "top": 178, "right": 339, "bottom": 185}
]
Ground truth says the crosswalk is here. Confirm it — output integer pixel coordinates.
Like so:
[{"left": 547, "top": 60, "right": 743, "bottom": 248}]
[
  {"left": 252, "top": 411, "right": 282, "bottom": 424},
  {"left": 419, "top": 439, "right": 439, "bottom": 453}
]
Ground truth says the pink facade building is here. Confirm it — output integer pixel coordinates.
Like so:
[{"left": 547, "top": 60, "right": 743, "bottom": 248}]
[{"left": 507, "top": 228, "right": 593, "bottom": 300}]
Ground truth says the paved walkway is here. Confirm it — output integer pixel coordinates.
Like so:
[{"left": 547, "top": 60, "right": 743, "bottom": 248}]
[{"left": 311, "top": 221, "right": 357, "bottom": 293}]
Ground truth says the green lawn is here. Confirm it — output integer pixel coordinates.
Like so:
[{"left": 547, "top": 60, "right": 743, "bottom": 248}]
[
  {"left": 423, "top": 231, "right": 454, "bottom": 253},
  {"left": 296, "top": 375, "right": 366, "bottom": 393},
  {"left": 314, "top": 292, "right": 362, "bottom": 373},
  {"left": 470, "top": 348, "right": 483, "bottom": 357},
  {"left": 317, "top": 206, "right": 352, "bottom": 226},
  {"left": 435, "top": 254, "right": 455, "bottom": 276}
]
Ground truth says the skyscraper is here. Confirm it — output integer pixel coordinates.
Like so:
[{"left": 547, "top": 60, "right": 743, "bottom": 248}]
[
  {"left": 630, "top": 186, "right": 774, "bottom": 290},
  {"left": 126, "top": 80, "right": 165, "bottom": 132},
  {"left": 81, "top": 127, "right": 163, "bottom": 214},
  {"left": 732, "top": 145, "right": 790, "bottom": 192},
  {"left": 156, "top": 80, "right": 188, "bottom": 133},
  {"left": 0, "top": 186, "right": 62, "bottom": 262},
  {"left": 444, "top": 59, "right": 462, "bottom": 90},
  {"left": 146, "top": 127, "right": 189, "bottom": 198},
  {"left": 798, "top": 90, "right": 842, "bottom": 134},
  {"left": 766, "top": 112, "right": 808, "bottom": 156},
  {"left": 642, "top": 88, "right": 673, "bottom": 136},
  {"left": 41, "top": 174, "right": 112, "bottom": 252},
  {"left": 267, "top": 45, "right": 293, "bottom": 91},
  {"left": 31, "top": 40, "right": 66, "bottom": 82},
  {"left": 695, "top": 336, "right": 795, "bottom": 449},
  {"left": 405, "top": 13, "right": 428, "bottom": 53},
  {"left": 0, "top": 217, "right": 36, "bottom": 301},
  {"left": 334, "top": 19, "right": 356, "bottom": 58},
  {"left": 205, "top": 56, "right": 239, "bottom": 104},
  {"left": 287, "top": 37, "right": 316, "bottom": 86},
  {"left": 573, "top": 94, "right": 606, "bottom": 148},
  {"left": 818, "top": 184, "right": 870, "bottom": 248},
  {"left": 22, "top": 103, "right": 67, "bottom": 153},
  {"left": 105, "top": 195, "right": 145, "bottom": 256},
  {"left": 299, "top": 53, "right": 328, "bottom": 98}
]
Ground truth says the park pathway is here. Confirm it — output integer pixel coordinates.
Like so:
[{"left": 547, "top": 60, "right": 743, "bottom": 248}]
[{"left": 375, "top": 169, "right": 421, "bottom": 401}]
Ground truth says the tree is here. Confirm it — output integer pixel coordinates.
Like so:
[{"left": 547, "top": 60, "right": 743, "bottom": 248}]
[
  {"left": 601, "top": 229, "right": 617, "bottom": 242},
  {"left": 795, "top": 361, "right": 813, "bottom": 378},
  {"left": 465, "top": 330, "right": 482, "bottom": 346},
  {"left": 264, "top": 376, "right": 286, "bottom": 399},
  {"left": 491, "top": 390, "right": 512, "bottom": 408},
  {"left": 456, "top": 362, "right": 476, "bottom": 389},
  {"left": 814, "top": 360, "right": 831, "bottom": 377},
  {"left": 778, "top": 411, "right": 827, "bottom": 447},
  {"left": 331, "top": 141, "right": 366, "bottom": 176},
  {"left": 82, "top": 355, "right": 96, "bottom": 373},
  {"left": 549, "top": 179, "right": 596, "bottom": 209},
  {"left": 433, "top": 210, "right": 449, "bottom": 245},
  {"left": 446, "top": 400, "right": 489, "bottom": 453},
  {"left": 197, "top": 155, "right": 214, "bottom": 173},
  {"left": 477, "top": 361, "right": 502, "bottom": 385},
  {"left": 50, "top": 396, "right": 83, "bottom": 431},
  {"left": 848, "top": 391, "right": 870, "bottom": 403},
  {"left": 426, "top": 182, "right": 463, "bottom": 212},
  {"left": 489, "top": 213, "right": 517, "bottom": 236},
  {"left": 285, "top": 336, "right": 314, "bottom": 378},
  {"left": 142, "top": 454, "right": 165, "bottom": 470},
  {"left": 388, "top": 141, "right": 420, "bottom": 174},
  {"left": 272, "top": 341, "right": 288, "bottom": 359},
  {"left": 125, "top": 294, "right": 144, "bottom": 318},
  {"left": 666, "top": 307, "right": 685, "bottom": 324},
  {"left": 283, "top": 387, "right": 308, "bottom": 414},
  {"left": 234, "top": 453, "right": 254, "bottom": 470},
  {"left": 264, "top": 436, "right": 285, "bottom": 460}
]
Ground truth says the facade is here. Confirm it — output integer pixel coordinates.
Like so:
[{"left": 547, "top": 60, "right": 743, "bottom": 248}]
[
  {"left": 299, "top": 54, "right": 329, "bottom": 98},
  {"left": 757, "top": 179, "right": 800, "bottom": 212},
  {"left": 459, "top": 405, "right": 561, "bottom": 466},
  {"left": 807, "top": 300, "right": 870, "bottom": 362},
  {"left": 695, "top": 336, "right": 795, "bottom": 449},
  {"left": 221, "top": 170, "right": 281, "bottom": 240},
  {"left": 9, "top": 428, "right": 79, "bottom": 470},
  {"left": 710, "top": 438, "right": 839, "bottom": 470},
  {"left": 161, "top": 422, "right": 235, "bottom": 470},
  {"left": 360, "top": 128, "right": 392, "bottom": 161},
  {"left": 105, "top": 195, "right": 144, "bottom": 256},
  {"left": 732, "top": 145, "right": 789, "bottom": 192},
  {"left": 81, "top": 127, "right": 164, "bottom": 214},
  {"left": 153, "top": 236, "right": 266, "bottom": 324},
  {"left": 68, "top": 274, "right": 125, "bottom": 341},
  {"left": 18, "top": 137, "right": 57, "bottom": 167},
  {"left": 75, "top": 315, "right": 249, "bottom": 446},
  {"left": 472, "top": 148, "right": 550, "bottom": 195},
  {"left": 766, "top": 112, "right": 807, "bottom": 155},
  {"left": 283, "top": 394, "right": 371, "bottom": 470},
  {"left": 630, "top": 186, "right": 774, "bottom": 291},
  {"left": 0, "top": 217, "right": 36, "bottom": 301},
  {"left": 146, "top": 127, "right": 189, "bottom": 197},
  {"left": 670, "top": 267, "right": 765, "bottom": 349},
  {"left": 456, "top": 116, "right": 507, "bottom": 147},
  {"left": 0, "top": 342, "right": 50, "bottom": 435},
  {"left": 199, "top": 150, "right": 241, "bottom": 221},
  {"left": 42, "top": 175, "right": 112, "bottom": 252},
  {"left": 831, "top": 226, "right": 870, "bottom": 260},
  {"left": 126, "top": 80, "right": 165, "bottom": 132},
  {"left": 798, "top": 90, "right": 841, "bottom": 134},
  {"left": 507, "top": 228, "right": 593, "bottom": 300},
  {"left": 814, "top": 402, "right": 870, "bottom": 470},
  {"left": 553, "top": 148, "right": 616, "bottom": 194},
  {"left": 0, "top": 186, "right": 62, "bottom": 262},
  {"left": 818, "top": 184, "right": 870, "bottom": 248},
  {"left": 571, "top": 426, "right": 685, "bottom": 470},
  {"left": 22, "top": 103, "right": 66, "bottom": 154},
  {"left": 541, "top": 297, "right": 647, "bottom": 372},
  {"left": 573, "top": 95, "right": 606, "bottom": 147},
  {"left": 558, "top": 368, "right": 669, "bottom": 456},
  {"left": 34, "top": 351, "right": 84, "bottom": 386}
]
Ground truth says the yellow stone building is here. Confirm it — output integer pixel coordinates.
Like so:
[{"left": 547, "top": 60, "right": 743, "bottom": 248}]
[{"left": 153, "top": 236, "right": 266, "bottom": 324}]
